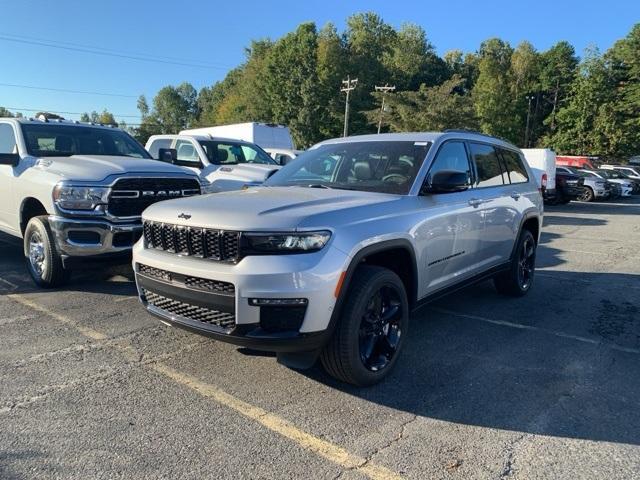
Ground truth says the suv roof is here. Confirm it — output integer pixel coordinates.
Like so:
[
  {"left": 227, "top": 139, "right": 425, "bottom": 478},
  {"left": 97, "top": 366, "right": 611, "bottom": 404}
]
[
  {"left": 0, "top": 116, "right": 119, "bottom": 131},
  {"left": 315, "top": 131, "right": 520, "bottom": 151}
]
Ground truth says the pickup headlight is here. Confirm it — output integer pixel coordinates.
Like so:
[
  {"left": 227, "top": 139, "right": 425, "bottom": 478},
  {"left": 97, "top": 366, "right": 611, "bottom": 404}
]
[
  {"left": 53, "top": 185, "right": 110, "bottom": 210},
  {"left": 243, "top": 231, "right": 331, "bottom": 253}
]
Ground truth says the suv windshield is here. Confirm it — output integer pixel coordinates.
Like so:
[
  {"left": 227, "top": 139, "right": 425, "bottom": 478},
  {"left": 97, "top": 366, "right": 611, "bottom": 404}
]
[
  {"left": 265, "top": 141, "right": 431, "bottom": 194},
  {"left": 21, "top": 124, "right": 151, "bottom": 158},
  {"left": 198, "top": 140, "right": 275, "bottom": 165}
]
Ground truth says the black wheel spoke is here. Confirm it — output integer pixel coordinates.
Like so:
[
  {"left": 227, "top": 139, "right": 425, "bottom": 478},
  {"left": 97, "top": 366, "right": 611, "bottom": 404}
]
[{"left": 381, "top": 304, "right": 400, "bottom": 323}]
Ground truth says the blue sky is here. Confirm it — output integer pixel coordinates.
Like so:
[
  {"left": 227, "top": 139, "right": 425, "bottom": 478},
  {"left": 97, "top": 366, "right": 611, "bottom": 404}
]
[{"left": 1, "top": 0, "right": 638, "bottom": 124}]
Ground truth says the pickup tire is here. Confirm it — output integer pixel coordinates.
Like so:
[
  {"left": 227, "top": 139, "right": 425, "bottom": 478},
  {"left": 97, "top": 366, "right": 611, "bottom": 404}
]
[
  {"left": 494, "top": 229, "right": 536, "bottom": 297},
  {"left": 578, "top": 186, "right": 594, "bottom": 202},
  {"left": 24, "top": 216, "right": 70, "bottom": 288},
  {"left": 320, "top": 265, "right": 408, "bottom": 386}
]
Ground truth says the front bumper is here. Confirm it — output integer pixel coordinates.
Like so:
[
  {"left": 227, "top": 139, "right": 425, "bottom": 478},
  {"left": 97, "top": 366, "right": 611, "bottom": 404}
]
[
  {"left": 133, "top": 242, "right": 349, "bottom": 351},
  {"left": 49, "top": 215, "right": 142, "bottom": 257}
]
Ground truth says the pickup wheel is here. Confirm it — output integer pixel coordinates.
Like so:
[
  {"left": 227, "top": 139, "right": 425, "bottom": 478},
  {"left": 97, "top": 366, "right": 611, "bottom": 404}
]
[
  {"left": 494, "top": 229, "right": 536, "bottom": 297},
  {"left": 24, "top": 216, "right": 70, "bottom": 288},
  {"left": 320, "top": 265, "right": 408, "bottom": 386}
]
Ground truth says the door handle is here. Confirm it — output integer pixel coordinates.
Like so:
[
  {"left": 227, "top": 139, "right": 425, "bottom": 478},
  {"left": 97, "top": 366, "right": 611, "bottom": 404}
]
[
  {"left": 511, "top": 192, "right": 521, "bottom": 200},
  {"left": 468, "top": 198, "right": 486, "bottom": 207}
]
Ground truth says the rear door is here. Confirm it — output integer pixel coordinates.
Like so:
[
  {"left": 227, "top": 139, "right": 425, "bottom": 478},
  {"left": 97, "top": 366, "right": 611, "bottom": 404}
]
[{"left": 468, "top": 142, "right": 518, "bottom": 265}]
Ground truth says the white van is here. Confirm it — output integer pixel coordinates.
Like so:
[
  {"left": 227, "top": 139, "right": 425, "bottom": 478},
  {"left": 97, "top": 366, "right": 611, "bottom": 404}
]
[
  {"left": 521, "top": 148, "right": 556, "bottom": 201},
  {"left": 181, "top": 123, "right": 295, "bottom": 150}
]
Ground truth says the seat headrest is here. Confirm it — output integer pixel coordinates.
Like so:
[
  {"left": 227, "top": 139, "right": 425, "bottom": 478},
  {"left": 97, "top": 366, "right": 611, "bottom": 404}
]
[
  {"left": 354, "top": 161, "right": 372, "bottom": 181},
  {"left": 55, "top": 136, "right": 73, "bottom": 152},
  {"left": 217, "top": 148, "right": 229, "bottom": 162}
]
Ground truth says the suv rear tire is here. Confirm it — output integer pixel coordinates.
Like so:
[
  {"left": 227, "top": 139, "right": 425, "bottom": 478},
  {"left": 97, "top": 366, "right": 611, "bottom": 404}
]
[
  {"left": 494, "top": 229, "right": 536, "bottom": 297},
  {"left": 24, "top": 216, "right": 70, "bottom": 288},
  {"left": 320, "top": 265, "right": 408, "bottom": 386}
]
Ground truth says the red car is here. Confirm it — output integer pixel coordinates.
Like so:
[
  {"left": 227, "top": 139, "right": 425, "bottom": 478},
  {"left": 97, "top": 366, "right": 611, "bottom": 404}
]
[{"left": 556, "top": 155, "right": 596, "bottom": 169}]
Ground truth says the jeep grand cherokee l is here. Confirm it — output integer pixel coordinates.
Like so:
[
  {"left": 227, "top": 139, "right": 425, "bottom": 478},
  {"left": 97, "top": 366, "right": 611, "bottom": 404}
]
[{"left": 133, "top": 132, "right": 543, "bottom": 386}]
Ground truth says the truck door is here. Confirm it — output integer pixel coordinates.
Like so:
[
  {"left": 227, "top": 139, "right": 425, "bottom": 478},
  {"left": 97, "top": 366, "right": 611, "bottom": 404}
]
[{"left": 0, "top": 123, "right": 19, "bottom": 232}]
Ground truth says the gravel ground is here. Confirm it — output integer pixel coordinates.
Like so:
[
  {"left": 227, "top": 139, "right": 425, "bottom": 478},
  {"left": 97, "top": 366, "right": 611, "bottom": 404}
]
[{"left": 1, "top": 197, "right": 639, "bottom": 479}]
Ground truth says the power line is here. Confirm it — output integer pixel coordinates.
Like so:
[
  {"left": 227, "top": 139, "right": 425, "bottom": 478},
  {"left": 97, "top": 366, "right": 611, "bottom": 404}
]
[
  {"left": 0, "top": 82, "right": 137, "bottom": 98},
  {"left": 0, "top": 33, "right": 231, "bottom": 70},
  {"left": 4, "top": 107, "right": 141, "bottom": 119}
]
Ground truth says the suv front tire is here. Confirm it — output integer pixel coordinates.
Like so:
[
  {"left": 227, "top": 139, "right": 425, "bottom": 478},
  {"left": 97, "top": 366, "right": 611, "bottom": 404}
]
[{"left": 321, "top": 265, "right": 409, "bottom": 386}]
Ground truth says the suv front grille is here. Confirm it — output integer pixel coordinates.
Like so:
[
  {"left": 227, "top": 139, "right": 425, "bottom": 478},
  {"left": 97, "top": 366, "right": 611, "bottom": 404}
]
[
  {"left": 108, "top": 178, "right": 200, "bottom": 218},
  {"left": 143, "top": 289, "right": 235, "bottom": 330},
  {"left": 143, "top": 221, "right": 242, "bottom": 263}
]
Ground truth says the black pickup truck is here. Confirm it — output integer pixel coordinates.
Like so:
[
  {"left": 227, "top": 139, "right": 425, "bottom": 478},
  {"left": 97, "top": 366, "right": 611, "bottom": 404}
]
[{"left": 553, "top": 169, "right": 585, "bottom": 204}]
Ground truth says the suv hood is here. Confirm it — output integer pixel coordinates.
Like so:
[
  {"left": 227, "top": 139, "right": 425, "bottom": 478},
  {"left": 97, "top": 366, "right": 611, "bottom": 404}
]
[
  {"left": 142, "top": 186, "right": 405, "bottom": 231},
  {"left": 203, "top": 163, "right": 280, "bottom": 192},
  {"left": 37, "top": 155, "right": 197, "bottom": 182}
]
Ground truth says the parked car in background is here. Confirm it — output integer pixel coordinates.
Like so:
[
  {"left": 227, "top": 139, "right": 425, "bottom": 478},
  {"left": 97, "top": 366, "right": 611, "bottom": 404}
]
[
  {"left": 181, "top": 123, "right": 295, "bottom": 150},
  {"left": 579, "top": 169, "right": 635, "bottom": 196},
  {"left": 265, "top": 148, "right": 303, "bottom": 166},
  {"left": 557, "top": 166, "right": 610, "bottom": 201},
  {"left": 600, "top": 164, "right": 640, "bottom": 184},
  {"left": 133, "top": 131, "right": 543, "bottom": 386},
  {"left": 553, "top": 168, "right": 585, "bottom": 204},
  {"left": 556, "top": 155, "right": 596, "bottom": 169},
  {"left": 0, "top": 115, "right": 201, "bottom": 287},
  {"left": 521, "top": 148, "right": 556, "bottom": 202},
  {"left": 146, "top": 134, "right": 280, "bottom": 193}
]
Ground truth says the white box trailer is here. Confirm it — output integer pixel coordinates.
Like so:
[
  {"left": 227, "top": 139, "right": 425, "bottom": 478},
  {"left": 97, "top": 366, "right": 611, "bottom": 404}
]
[
  {"left": 180, "top": 122, "right": 295, "bottom": 150},
  {"left": 521, "top": 148, "right": 556, "bottom": 199}
]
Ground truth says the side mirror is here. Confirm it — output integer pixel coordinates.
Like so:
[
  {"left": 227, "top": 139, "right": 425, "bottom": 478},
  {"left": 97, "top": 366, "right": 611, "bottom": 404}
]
[
  {"left": 422, "top": 170, "right": 470, "bottom": 194},
  {"left": 0, "top": 153, "right": 19, "bottom": 167},
  {"left": 158, "top": 148, "right": 177, "bottom": 163}
]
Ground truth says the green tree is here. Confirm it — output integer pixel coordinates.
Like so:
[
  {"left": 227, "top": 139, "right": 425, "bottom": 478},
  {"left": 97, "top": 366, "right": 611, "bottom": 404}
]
[
  {"left": 366, "top": 76, "right": 478, "bottom": 132},
  {"left": 539, "top": 41, "right": 578, "bottom": 135},
  {"left": 316, "top": 23, "right": 347, "bottom": 139},
  {"left": 0, "top": 107, "right": 15, "bottom": 117},
  {"left": 80, "top": 110, "right": 118, "bottom": 125},
  {"left": 472, "top": 38, "right": 520, "bottom": 142}
]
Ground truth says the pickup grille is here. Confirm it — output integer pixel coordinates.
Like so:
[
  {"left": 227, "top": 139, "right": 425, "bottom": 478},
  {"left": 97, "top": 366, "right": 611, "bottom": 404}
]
[
  {"left": 108, "top": 178, "right": 200, "bottom": 218},
  {"left": 143, "top": 289, "right": 235, "bottom": 330},
  {"left": 143, "top": 221, "right": 241, "bottom": 263}
]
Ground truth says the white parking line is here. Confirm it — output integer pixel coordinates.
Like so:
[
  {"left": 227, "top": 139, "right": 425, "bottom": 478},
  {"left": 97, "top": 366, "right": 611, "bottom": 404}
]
[{"left": 432, "top": 307, "right": 640, "bottom": 355}]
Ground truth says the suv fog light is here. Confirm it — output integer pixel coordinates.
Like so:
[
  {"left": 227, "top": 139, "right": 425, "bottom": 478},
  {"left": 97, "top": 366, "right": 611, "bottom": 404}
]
[{"left": 249, "top": 298, "right": 308, "bottom": 306}]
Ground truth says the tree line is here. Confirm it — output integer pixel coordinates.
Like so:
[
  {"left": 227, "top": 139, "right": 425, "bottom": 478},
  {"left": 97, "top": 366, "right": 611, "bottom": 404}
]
[{"left": 3, "top": 13, "right": 639, "bottom": 160}]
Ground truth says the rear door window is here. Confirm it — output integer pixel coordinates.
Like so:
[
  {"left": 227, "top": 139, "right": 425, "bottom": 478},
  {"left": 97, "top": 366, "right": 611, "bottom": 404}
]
[
  {"left": 469, "top": 143, "right": 506, "bottom": 187},
  {"left": 499, "top": 149, "right": 529, "bottom": 184},
  {"left": 0, "top": 123, "right": 17, "bottom": 154}
]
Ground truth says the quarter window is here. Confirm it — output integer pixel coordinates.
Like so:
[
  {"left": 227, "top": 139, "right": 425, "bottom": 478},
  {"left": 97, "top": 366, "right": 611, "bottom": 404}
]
[
  {"left": 175, "top": 140, "right": 200, "bottom": 164},
  {"left": 499, "top": 149, "right": 529, "bottom": 184},
  {"left": 469, "top": 143, "right": 506, "bottom": 187},
  {"left": 0, "top": 123, "right": 17, "bottom": 154},
  {"left": 426, "top": 141, "right": 472, "bottom": 185},
  {"left": 147, "top": 138, "right": 172, "bottom": 159}
]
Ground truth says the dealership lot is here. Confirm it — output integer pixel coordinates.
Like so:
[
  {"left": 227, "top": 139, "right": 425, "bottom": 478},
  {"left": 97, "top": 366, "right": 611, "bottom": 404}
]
[{"left": 1, "top": 199, "right": 639, "bottom": 479}]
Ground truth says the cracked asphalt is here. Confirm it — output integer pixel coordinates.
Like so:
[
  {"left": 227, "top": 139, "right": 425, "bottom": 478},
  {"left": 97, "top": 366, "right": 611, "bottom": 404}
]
[{"left": 1, "top": 197, "right": 640, "bottom": 479}]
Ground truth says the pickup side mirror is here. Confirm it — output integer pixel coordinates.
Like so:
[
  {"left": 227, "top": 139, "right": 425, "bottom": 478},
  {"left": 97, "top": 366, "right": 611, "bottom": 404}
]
[
  {"left": 0, "top": 153, "right": 20, "bottom": 167},
  {"left": 421, "top": 170, "right": 470, "bottom": 194},
  {"left": 158, "top": 148, "right": 177, "bottom": 163}
]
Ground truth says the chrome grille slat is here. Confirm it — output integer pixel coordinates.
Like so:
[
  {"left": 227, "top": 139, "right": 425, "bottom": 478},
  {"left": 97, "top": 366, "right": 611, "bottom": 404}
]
[{"left": 143, "top": 221, "right": 241, "bottom": 262}]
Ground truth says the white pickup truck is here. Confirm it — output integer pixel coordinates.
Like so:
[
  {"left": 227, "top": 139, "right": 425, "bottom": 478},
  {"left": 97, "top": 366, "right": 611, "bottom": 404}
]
[
  {"left": 145, "top": 134, "right": 281, "bottom": 193},
  {"left": 0, "top": 116, "right": 201, "bottom": 287}
]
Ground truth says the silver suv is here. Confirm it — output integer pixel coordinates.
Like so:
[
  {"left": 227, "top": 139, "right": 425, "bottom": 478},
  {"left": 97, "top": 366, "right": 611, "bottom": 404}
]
[{"left": 133, "top": 132, "right": 543, "bottom": 385}]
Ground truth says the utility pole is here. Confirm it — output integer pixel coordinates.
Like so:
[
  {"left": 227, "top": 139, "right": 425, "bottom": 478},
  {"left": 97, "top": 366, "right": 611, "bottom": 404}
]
[
  {"left": 375, "top": 84, "right": 396, "bottom": 134},
  {"left": 341, "top": 76, "right": 358, "bottom": 137},
  {"left": 524, "top": 94, "right": 534, "bottom": 147}
]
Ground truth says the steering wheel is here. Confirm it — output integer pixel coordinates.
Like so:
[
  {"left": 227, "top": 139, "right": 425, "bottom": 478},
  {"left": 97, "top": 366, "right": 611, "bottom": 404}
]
[{"left": 382, "top": 174, "right": 407, "bottom": 184}]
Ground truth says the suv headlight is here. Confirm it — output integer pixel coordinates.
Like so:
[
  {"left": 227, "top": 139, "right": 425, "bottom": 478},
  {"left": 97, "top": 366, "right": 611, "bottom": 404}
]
[
  {"left": 243, "top": 231, "right": 331, "bottom": 253},
  {"left": 53, "top": 185, "right": 110, "bottom": 210}
]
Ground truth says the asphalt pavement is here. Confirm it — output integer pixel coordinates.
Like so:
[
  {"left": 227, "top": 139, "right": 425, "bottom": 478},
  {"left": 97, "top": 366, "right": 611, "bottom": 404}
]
[{"left": 1, "top": 197, "right": 639, "bottom": 479}]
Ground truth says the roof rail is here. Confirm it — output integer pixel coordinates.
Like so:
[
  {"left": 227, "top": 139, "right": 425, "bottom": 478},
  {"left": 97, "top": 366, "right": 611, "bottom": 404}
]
[{"left": 443, "top": 129, "right": 513, "bottom": 145}]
